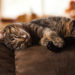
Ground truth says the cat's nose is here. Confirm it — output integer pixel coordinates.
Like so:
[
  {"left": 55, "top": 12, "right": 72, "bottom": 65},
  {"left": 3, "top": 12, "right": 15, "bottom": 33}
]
[{"left": 22, "top": 35, "right": 28, "bottom": 39}]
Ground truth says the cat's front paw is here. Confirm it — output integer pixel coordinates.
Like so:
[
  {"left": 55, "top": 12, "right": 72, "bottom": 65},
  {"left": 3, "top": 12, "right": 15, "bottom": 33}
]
[
  {"left": 47, "top": 41, "right": 59, "bottom": 50},
  {"left": 52, "top": 37, "right": 64, "bottom": 48},
  {"left": 40, "top": 38, "right": 49, "bottom": 46},
  {"left": 47, "top": 41, "right": 65, "bottom": 52}
]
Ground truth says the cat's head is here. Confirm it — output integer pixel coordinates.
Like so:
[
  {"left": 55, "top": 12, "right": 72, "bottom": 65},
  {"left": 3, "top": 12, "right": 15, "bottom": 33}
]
[
  {"left": 0, "top": 25, "right": 31, "bottom": 50},
  {"left": 71, "top": 20, "right": 75, "bottom": 38}
]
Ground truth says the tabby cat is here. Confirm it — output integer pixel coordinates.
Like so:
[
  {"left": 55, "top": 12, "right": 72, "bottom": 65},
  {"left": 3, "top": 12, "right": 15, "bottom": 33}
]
[{"left": 0, "top": 16, "right": 75, "bottom": 50}]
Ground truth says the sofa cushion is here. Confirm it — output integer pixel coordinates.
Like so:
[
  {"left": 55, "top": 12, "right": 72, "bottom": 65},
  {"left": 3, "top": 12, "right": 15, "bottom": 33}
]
[
  {"left": 0, "top": 43, "right": 15, "bottom": 75},
  {"left": 0, "top": 38, "right": 75, "bottom": 75},
  {"left": 15, "top": 44, "right": 75, "bottom": 75}
]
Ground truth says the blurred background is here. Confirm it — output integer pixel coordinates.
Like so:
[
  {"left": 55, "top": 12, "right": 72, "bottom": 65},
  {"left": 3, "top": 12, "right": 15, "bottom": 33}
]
[{"left": 0, "top": 0, "right": 75, "bottom": 30}]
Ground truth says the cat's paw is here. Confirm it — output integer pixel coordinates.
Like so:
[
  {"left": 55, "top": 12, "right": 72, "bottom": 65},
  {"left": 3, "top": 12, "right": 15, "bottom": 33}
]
[
  {"left": 40, "top": 38, "right": 49, "bottom": 46},
  {"left": 52, "top": 37, "right": 64, "bottom": 48},
  {"left": 41, "top": 28, "right": 64, "bottom": 49},
  {"left": 47, "top": 41, "right": 60, "bottom": 50},
  {"left": 40, "top": 36, "right": 64, "bottom": 49},
  {"left": 47, "top": 41, "right": 64, "bottom": 52}
]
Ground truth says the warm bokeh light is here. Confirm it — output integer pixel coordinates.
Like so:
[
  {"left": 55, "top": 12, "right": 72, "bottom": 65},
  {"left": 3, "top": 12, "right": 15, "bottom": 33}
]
[{"left": 2, "top": 0, "right": 70, "bottom": 19}]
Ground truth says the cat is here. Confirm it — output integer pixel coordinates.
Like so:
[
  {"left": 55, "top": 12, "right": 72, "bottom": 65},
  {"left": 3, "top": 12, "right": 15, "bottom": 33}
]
[{"left": 0, "top": 16, "right": 75, "bottom": 50}]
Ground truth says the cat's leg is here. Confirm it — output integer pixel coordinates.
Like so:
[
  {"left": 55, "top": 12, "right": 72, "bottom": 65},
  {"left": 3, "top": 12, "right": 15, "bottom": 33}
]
[
  {"left": 40, "top": 36, "right": 49, "bottom": 46},
  {"left": 40, "top": 28, "right": 64, "bottom": 48}
]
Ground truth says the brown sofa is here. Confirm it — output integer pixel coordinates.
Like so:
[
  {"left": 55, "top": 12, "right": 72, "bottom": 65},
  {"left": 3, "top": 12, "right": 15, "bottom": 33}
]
[
  {"left": 0, "top": 43, "right": 15, "bottom": 75},
  {"left": 0, "top": 38, "right": 75, "bottom": 75}
]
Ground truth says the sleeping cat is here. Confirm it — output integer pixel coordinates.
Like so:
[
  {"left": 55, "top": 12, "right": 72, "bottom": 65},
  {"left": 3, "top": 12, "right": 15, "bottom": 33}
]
[{"left": 0, "top": 16, "right": 75, "bottom": 50}]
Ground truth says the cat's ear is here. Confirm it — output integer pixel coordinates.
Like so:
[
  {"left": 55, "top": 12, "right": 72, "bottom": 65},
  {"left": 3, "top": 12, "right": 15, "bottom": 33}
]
[{"left": 0, "top": 32, "right": 5, "bottom": 40}]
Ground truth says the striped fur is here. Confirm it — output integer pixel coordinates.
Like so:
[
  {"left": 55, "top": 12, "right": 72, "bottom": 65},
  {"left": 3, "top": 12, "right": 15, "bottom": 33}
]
[{"left": 0, "top": 16, "right": 75, "bottom": 50}]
